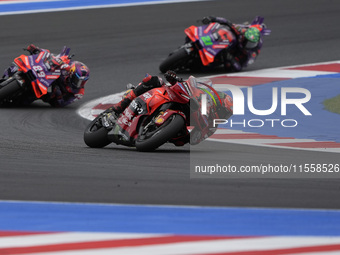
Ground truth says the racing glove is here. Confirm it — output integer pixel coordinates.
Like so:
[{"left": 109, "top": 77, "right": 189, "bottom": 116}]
[
  {"left": 245, "top": 51, "right": 258, "bottom": 66},
  {"left": 190, "top": 125, "right": 214, "bottom": 145},
  {"left": 190, "top": 129, "right": 203, "bottom": 145},
  {"left": 202, "top": 16, "right": 215, "bottom": 24},
  {"left": 225, "top": 52, "right": 241, "bottom": 71},
  {"left": 164, "top": 70, "right": 182, "bottom": 85}
]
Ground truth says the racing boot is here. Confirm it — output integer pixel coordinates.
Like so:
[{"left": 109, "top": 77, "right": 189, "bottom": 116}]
[
  {"left": 110, "top": 89, "right": 137, "bottom": 116},
  {"left": 101, "top": 88, "right": 138, "bottom": 128},
  {"left": 109, "top": 74, "right": 162, "bottom": 115}
]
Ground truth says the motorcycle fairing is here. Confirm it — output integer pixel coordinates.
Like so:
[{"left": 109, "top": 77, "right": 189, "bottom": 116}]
[
  {"left": 13, "top": 47, "right": 73, "bottom": 99},
  {"left": 185, "top": 22, "right": 236, "bottom": 66},
  {"left": 14, "top": 55, "right": 44, "bottom": 97},
  {"left": 14, "top": 55, "right": 30, "bottom": 72},
  {"left": 113, "top": 86, "right": 188, "bottom": 144},
  {"left": 14, "top": 52, "right": 62, "bottom": 98},
  {"left": 154, "top": 109, "right": 186, "bottom": 126}
]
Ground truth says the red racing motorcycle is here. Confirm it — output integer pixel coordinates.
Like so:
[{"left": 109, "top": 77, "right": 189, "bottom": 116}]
[{"left": 84, "top": 76, "right": 219, "bottom": 151}]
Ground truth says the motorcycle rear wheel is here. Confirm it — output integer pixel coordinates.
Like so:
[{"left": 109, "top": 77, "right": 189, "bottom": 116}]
[
  {"left": 83, "top": 113, "right": 111, "bottom": 148},
  {"left": 159, "top": 47, "right": 191, "bottom": 73},
  {"left": 136, "top": 114, "right": 185, "bottom": 152}
]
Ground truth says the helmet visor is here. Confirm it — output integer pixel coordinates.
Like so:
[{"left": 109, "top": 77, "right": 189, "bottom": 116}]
[
  {"left": 71, "top": 73, "right": 88, "bottom": 88},
  {"left": 244, "top": 40, "right": 258, "bottom": 49}
]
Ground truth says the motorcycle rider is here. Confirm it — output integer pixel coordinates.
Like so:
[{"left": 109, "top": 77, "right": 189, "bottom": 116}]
[
  {"left": 107, "top": 70, "right": 233, "bottom": 146},
  {"left": 201, "top": 16, "right": 263, "bottom": 72},
  {"left": 1, "top": 44, "right": 90, "bottom": 107}
]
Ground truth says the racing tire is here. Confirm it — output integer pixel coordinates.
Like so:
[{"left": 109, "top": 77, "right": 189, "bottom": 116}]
[
  {"left": 159, "top": 47, "right": 191, "bottom": 73},
  {"left": 84, "top": 114, "right": 111, "bottom": 148},
  {"left": 0, "top": 78, "right": 21, "bottom": 101},
  {"left": 136, "top": 114, "right": 185, "bottom": 152}
]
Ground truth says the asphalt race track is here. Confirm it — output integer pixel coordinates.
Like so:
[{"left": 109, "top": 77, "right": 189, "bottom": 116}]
[{"left": 0, "top": 0, "right": 340, "bottom": 209}]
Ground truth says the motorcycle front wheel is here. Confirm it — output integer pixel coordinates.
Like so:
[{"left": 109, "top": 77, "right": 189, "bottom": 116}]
[
  {"left": 159, "top": 47, "right": 191, "bottom": 73},
  {"left": 83, "top": 111, "right": 111, "bottom": 148},
  {"left": 0, "top": 77, "right": 22, "bottom": 102},
  {"left": 135, "top": 114, "right": 185, "bottom": 152}
]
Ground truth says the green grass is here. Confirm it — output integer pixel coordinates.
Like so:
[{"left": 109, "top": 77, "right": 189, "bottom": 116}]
[{"left": 323, "top": 95, "right": 340, "bottom": 114}]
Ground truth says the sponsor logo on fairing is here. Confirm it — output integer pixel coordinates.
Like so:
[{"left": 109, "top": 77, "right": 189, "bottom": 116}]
[{"left": 130, "top": 100, "right": 143, "bottom": 114}]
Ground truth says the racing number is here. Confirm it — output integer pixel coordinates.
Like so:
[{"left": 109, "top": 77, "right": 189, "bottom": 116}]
[
  {"left": 33, "top": 65, "right": 45, "bottom": 78},
  {"left": 201, "top": 36, "right": 213, "bottom": 46}
]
